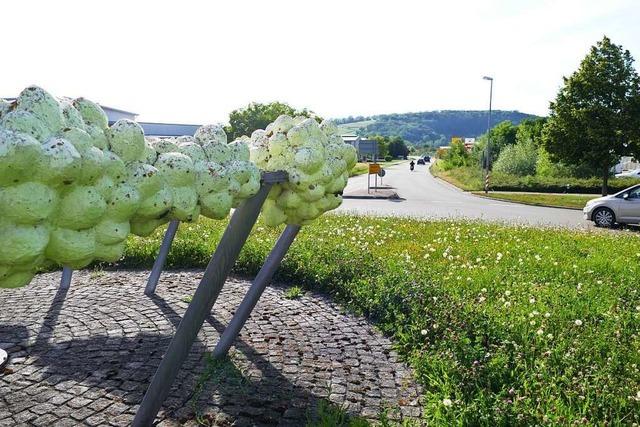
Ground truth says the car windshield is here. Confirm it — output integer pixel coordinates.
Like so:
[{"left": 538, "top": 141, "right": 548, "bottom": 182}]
[
  {"left": 628, "top": 187, "right": 640, "bottom": 199},
  {"left": 616, "top": 185, "right": 640, "bottom": 198}
]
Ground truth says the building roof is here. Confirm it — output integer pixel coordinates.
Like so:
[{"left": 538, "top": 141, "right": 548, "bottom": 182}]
[
  {"left": 138, "top": 122, "right": 201, "bottom": 137},
  {"left": 341, "top": 135, "right": 360, "bottom": 142},
  {"left": 101, "top": 105, "right": 138, "bottom": 116},
  {"left": 2, "top": 97, "right": 137, "bottom": 117}
]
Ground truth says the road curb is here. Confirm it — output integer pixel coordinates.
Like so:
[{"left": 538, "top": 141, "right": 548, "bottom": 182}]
[{"left": 343, "top": 193, "right": 400, "bottom": 200}]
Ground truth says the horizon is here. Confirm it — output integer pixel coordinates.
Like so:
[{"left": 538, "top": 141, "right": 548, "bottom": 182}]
[{"left": 2, "top": 0, "right": 639, "bottom": 125}]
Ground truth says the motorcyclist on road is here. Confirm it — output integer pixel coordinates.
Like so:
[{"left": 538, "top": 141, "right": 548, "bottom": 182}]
[{"left": 409, "top": 160, "right": 415, "bottom": 171}]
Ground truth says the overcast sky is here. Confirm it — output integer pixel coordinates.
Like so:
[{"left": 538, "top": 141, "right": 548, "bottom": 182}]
[{"left": 3, "top": 0, "right": 639, "bottom": 124}]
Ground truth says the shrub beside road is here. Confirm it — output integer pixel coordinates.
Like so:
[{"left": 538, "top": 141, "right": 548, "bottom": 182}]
[
  {"left": 123, "top": 215, "right": 640, "bottom": 425},
  {"left": 432, "top": 163, "right": 640, "bottom": 194}
]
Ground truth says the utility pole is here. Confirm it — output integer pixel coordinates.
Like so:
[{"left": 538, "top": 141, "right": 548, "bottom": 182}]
[{"left": 482, "top": 76, "right": 493, "bottom": 194}]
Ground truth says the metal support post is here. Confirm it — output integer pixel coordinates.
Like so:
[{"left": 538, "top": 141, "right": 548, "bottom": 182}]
[
  {"left": 145, "top": 220, "right": 180, "bottom": 296},
  {"left": 212, "top": 224, "right": 301, "bottom": 359},
  {"left": 0, "top": 349, "right": 7, "bottom": 369},
  {"left": 60, "top": 266, "right": 73, "bottom": 290},
  {"left": 133, "top": 171, "right": 286, "bottom": 427}
]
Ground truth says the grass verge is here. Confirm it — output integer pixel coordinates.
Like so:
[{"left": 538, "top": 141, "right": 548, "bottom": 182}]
[
  {"left": 430, "top": 162, "right": 482, "bottom": 191},
  {"left": 350, "top": 163, "right": 369, "bottom": 177},
  {"left": 122, "top": 215, "right": 640, "bottom": 425},
  {"left": 472, "top": 191, "right": 599, "bottom": 209},
  {"left": 431, "top": 163, "right": 640, "bottom": 194}
]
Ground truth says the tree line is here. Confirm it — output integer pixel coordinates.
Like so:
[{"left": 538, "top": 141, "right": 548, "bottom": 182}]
[{"left": 441, "top": 36, "right": 640, "bottom": 195}]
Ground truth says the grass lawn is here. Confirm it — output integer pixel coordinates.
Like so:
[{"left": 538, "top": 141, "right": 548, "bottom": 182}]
[
  {"left": 431, "top": 162, "right": 482, "bottom": 191},
  {"left": 349, "top": 160, "right": 405, "bottom": 177},
  {"left": 122, "top": 215, "right": 640, "bottom": 425},
  {"left": 349, "top": 162, "right": 369, "bottom": 177},
  {"left": 431, "top": 162, "right": 640, "bottom": 194},
  {"left": 337, "top": 120, "right": 376, "bottom": 134},
  {"left": 473, "top": 191, "right": 600, "bottom": 209}
]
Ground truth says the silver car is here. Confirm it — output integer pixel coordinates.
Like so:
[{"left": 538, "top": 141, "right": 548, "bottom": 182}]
[{"left": 583, "top": 184, "right": 640, "bottom": 227}]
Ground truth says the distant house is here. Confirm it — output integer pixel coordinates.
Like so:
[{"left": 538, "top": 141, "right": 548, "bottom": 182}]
[
  {"left": 2, "top": 98, "right": 201, "bottom": 137},
  {"left": 100, "top": 106, "right": 201, "bottom": 137},
  {"left": 614, "top": 156, "right": 640, "bottom": 173},
  {"left": 342, "top": 134, "right": 379, "bottom": 161}
]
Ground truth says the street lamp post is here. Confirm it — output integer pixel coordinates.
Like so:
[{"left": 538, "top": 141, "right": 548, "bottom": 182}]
[{"left": 482, "top": 76, "right": 493, "bottom": 194}]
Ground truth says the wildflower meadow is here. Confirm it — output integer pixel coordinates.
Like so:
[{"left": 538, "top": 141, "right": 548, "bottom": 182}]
[{"left": 123, "top": 215, "right": 640, "bottom": 425}]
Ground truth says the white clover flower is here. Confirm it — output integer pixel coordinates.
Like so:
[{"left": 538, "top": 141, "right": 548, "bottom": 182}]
[
  {"left": 420, "top": 329, "right": 428, "bottom": 336},
  {"left": 545, "top": 312, "right": 551, "bottom": 318},
  {"left": 537, "top": 329, "right": 544, "bottom": 335},
  {"left": 575, "top": 319, "right": 583, "bottom": 326},
  {"left": 547, "top": 333, "right": 554, "bottom": 340},
  {"left": 442, "top": 398, "right": 453, "bottom": 407},
  {"left": 529, "top": 298, "right": 536, "bottom": 304}
]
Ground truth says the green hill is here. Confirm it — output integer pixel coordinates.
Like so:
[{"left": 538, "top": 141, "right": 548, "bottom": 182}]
[{"left": 336, "top": 110, "right": 539, "bottom": 146}]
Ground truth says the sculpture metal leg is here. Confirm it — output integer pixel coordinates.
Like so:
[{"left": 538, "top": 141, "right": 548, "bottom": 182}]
[
  {"left": 212, "top": 224, "right": 301, "bottom": 359},
  {"left": 0, "top": 348, "right": 7, "bottom": 369},
  {"left": 145, "top": 220, "right": 180, "bottom": 296},
  {"left": 60, "top": 266, "right": 73, "bottom": 290},
  {"left": 132, "top": 183, "right": 273, "bottom": 427}
]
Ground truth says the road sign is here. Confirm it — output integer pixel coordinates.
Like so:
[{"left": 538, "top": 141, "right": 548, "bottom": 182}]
[
  {"left": 378, "top": 169, "right": 386, "bottom": 177},
  {"left": 368, "top": 163, "right": 381, "bottom": 174}
]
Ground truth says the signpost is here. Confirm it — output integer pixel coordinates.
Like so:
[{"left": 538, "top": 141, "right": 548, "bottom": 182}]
[{"left": 367, "top": 163, "right": 383, "bottom": 193}]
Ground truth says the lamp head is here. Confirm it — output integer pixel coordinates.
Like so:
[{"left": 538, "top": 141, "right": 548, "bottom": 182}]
[{"left": 483, "top": 76, "right": 493, "bottom": 81}]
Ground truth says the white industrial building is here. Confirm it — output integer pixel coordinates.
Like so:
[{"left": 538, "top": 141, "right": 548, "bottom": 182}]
[
  {"left": 2, "top": 98, "right": 202, "bottom": 137},
  {"left": 100, "top": 106, "right": 201, "bottom": 137}
]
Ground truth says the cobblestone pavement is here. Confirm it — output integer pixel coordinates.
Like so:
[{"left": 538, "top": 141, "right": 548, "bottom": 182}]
[{"left": 0, "top": 270, "right": 422, "bottom": 426}]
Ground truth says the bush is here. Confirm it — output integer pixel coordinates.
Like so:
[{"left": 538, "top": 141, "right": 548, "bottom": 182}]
[
  {"left": 493, "top": 140, "right": 537, "bottom": 176},
  {"left": 440, "top": 140, "right": 471, "bottom": 170},
  {"left": 384, "top": 155, "right": 392, "bottom": 162},
  {"left": 433, "top": 165, "right": 640, "bottom": 193}
]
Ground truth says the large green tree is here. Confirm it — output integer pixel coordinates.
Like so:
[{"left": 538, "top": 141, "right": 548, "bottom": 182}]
[
  {"left": 369, "top": 135, "right": 390, "bottom": 158},
  {"left": 543, "top": 36, "right": 640, "bottom": 195},
  {"left": 225, "top": 102, "right": 319, "bottom": 141},
  {"left": 515, "top": 118, "right": 546, "bottom": 146},
  {"left": 388, "top": 136, "right": 409, "bottom": 158}
]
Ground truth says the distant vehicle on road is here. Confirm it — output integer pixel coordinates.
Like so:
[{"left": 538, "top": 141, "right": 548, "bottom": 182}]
[
  {"left": 583, "top": 184, "right": 640, "bottom": 227},
  {"left": 615, "top": 169, "right": 640, "bottom": 178},
  {"left": 424, "top": 156, "right": 431, "bottom": 163},
  {"left": 417, "top": 159, "right": 425, "bottom": 165}
]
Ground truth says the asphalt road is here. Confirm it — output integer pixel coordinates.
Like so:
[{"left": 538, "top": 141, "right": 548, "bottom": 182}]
[{"left": 337, "top": 162, "right": 588, "bottom": 228}]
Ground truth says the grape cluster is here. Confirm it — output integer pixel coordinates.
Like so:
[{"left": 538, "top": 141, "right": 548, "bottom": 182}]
[
  {"left": 0, "top": 87, "right": 259, "bottom": 288},
  {"left": 249, "top": 115, "right": 357, "bottom": 226},
  {"left": 0, "top": 89, "right": 355, "bottom": 289}
]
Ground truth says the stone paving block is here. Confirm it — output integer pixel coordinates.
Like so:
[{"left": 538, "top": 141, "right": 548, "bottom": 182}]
[{"left": 0, "top": 270, "right": 422, "bottom": 425}]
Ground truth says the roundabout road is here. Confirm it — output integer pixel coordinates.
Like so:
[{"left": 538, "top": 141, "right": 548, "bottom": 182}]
[{"left": 337, "top": 162, "right": 588, "bottom": 228}]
